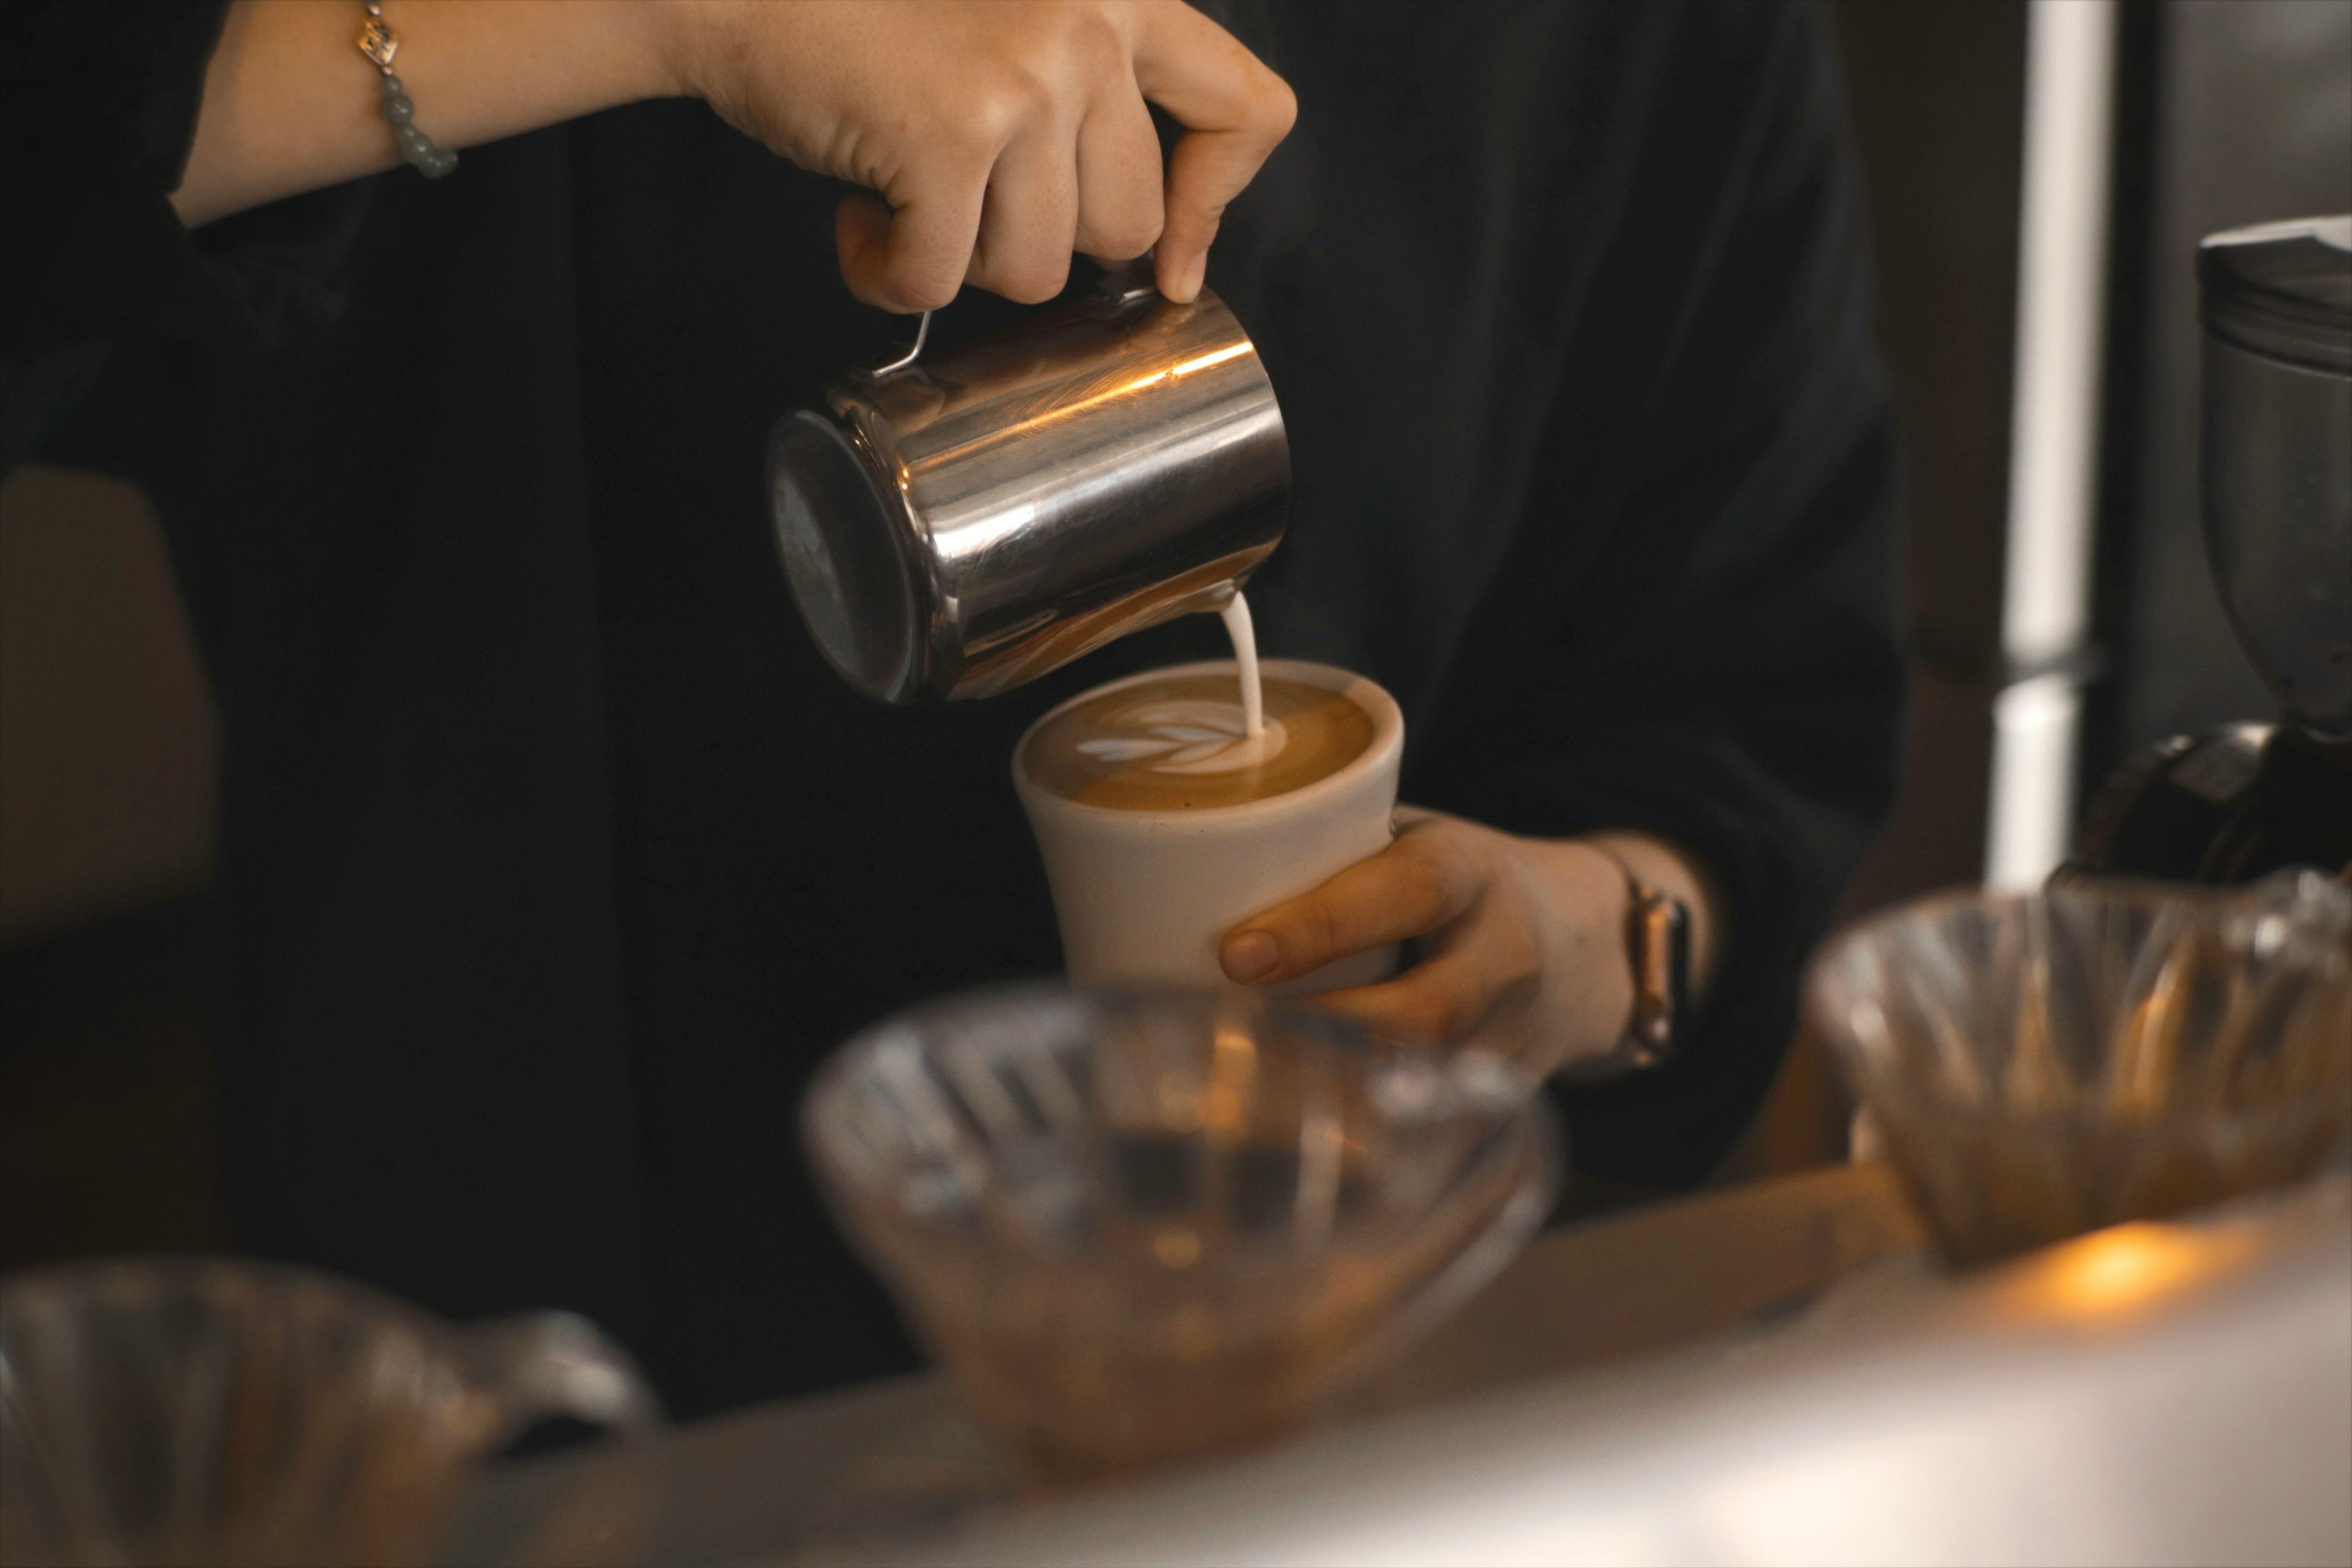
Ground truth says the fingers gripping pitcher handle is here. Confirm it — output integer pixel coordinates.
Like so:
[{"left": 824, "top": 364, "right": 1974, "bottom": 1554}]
[
  {"left": 862, "top": 254, "right": 1148, "bottom": 380},
  {"left": 460, "top": 1311, "right": 663, "bottom": 1442}
]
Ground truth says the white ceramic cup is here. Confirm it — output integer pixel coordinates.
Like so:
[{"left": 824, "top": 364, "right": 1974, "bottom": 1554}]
[{"left": 1013, "top": 657, "right": 1404, "bottom": 992}]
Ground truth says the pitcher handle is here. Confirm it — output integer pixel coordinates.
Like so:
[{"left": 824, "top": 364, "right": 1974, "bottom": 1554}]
[
  {"left": 865, "top": 309, "right": 933, "bottom": 378},
  {"left": 1093, "top": 252, "right": 1161, "bottom": 304},
  {"left": 460, "top": 1311, "right": 663, "bottom": 1442},
  {"left": 862, "top": 249, "right": 1164, "bottom": 382}
]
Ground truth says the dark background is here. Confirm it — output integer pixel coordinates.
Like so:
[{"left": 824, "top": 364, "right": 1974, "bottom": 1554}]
[{"left": 5, "top": 0, "right": 2348, "bottom": 1270}]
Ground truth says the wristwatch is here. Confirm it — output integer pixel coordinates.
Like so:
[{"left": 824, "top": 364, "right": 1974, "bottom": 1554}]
[{"left": 1564, "top": 846, "right": 1692, "bottom": 1079}]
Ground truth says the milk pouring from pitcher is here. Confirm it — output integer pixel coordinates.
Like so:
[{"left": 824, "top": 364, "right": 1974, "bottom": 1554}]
[{"left": 766, "top": 271, "right": 1291, "bottom": 703}]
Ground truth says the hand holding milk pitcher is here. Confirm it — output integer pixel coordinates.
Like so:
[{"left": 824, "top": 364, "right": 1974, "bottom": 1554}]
[{"left": 769, "top": 277, "right": 1716, "bottom": 1072}]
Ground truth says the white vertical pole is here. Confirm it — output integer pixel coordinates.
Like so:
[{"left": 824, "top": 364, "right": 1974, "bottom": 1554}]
[{"left": 1985, "top": 0, "right": 2120, "bottom": 890}]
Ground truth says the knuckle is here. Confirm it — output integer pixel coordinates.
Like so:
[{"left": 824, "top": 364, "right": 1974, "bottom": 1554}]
[
  {"left": 988, "top": 58, "right": 1059, "bottom": 119},
  {"left": 1000, "top": 260, "right": 1071, "bottom": 303},
  {"left": 1302, "top": 896, "right": 1344, "bottom": 962},
  {"left": 951, "top": 83, "right": 1028, "bottom": 151},
  {"left": 1387, "top": 860, "right": 1444, "bottom": 925},
  {"left": 1088, "top": 209, "right": 1164, "bottom": 260},
  {"left": 888, "top": 265, "right": 962, "bottom": 311},
  {"left": 1391, "top": 844, "right": 1462, "bottom": 924},
  {"left": 971, "top": 236, "right": 1071, "bottom": 303},
  {"left": 1256, "top": 75, "right": 1299, "bottom": 138}
]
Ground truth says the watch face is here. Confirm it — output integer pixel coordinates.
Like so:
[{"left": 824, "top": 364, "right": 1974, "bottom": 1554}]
[
  {"left": 1660, "top": 894, "right": 1691, "bottom": 1044},
  {"left": 1629, "top": 887, "right": 1689, "bottom": 1057}
]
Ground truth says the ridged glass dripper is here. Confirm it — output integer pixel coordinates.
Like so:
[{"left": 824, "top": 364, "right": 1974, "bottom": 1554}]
[
  {"left": 1810, "top": 870, "right": 2352, "bottom": 1265},
  {"left": 804, "top": 987, "right": 1559, "bottom": 1480},
  {"left": 0, "top": 1260, "right": 658, "bottom": 1567}
]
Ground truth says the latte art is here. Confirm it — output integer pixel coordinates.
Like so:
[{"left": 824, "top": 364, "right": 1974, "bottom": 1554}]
[
  {"left": 1025, "top": 673, "right": 1375, "bottom": 810},
  {"left": 1073, "top": 699, "right": 1289, "bottom": 775}
]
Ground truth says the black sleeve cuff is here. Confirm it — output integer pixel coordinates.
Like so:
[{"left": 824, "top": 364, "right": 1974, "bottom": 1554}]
[
  {"left": 2, "top": 1, "right": 232, "bottom": 193},
  {"left": 1461, "top": 713, "right": 1883, "bottom": 1189},
  {"left": 4, "top": 2, "right": 372, "bottom": 455}
]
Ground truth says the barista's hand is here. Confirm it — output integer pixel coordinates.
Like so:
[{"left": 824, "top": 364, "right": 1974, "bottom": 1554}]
[
  {"left": 1218, "top": 812, "right": 1722, "bottom": 1079},
  {"left": 671, "top": 0, "right": 1295, "bottom": 310}
]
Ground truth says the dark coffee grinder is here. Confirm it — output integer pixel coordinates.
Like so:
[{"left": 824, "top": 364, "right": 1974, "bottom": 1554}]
[{"left": 2068, "top": 216, "right": 2352, "bottom": 884}]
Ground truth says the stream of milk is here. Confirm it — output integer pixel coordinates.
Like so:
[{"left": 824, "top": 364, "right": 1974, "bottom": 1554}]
[{"left": 1219, "top": 592, "right": 1265, "bottom": 739}]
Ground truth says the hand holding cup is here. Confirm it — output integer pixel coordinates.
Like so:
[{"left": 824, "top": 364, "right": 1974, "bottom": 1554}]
[{"left": 1221, "top": 816, "right": 1722, "bottom": 1078}]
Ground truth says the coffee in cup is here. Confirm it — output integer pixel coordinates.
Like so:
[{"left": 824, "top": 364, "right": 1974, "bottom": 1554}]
[{"left": 1014, "top": 658, "right": 1403, "bottom": 992}]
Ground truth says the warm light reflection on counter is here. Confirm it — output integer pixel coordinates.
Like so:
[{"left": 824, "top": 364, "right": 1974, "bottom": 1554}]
[{"left": 1999, "top": 1222, "right": 2254, "bottom": 1322}]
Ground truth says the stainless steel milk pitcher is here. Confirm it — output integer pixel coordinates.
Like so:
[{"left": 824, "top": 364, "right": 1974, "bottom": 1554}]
[{"left": 767, "top": 274, "right": 1290, "bottom": 702}]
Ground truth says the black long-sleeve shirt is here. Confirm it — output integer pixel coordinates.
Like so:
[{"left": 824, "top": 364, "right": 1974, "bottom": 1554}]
[{"left": 8, "top": 0, "right": 1903, "bottom": 1419}]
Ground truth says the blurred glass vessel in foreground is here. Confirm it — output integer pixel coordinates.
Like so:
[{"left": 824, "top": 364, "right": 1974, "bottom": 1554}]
[
  {"left": 804, "top": 987, "right": 1558, "bottom": 1480},
  {"left": 0, "top": 1260, "right": 658, "bottom": 1567},
  {"left": 1812, "top": 871, "right": 2352, "bottom": 1265}
]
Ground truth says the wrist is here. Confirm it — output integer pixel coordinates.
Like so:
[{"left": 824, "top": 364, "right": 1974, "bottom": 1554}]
[
  {"left": 524, "top": 1, "right": 696, "bottom": 107},
  {"left": 174, "top": 1, "right": 699, "bottom": 229},
  {"left": 1513, "top": 837, "right": 1641, "bottom": 1077},
  {"left": 638, "top": 0, "right": 729, "bottom": 102}
]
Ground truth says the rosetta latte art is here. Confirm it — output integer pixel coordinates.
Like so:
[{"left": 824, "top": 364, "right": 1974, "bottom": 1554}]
[
  {"left": 1026, "top": 673, "right": 1374, "bottom": 811},
  {"left": 1073, "top": 699, "right": 1290, "bottom": 775}
]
